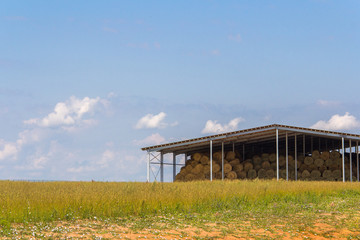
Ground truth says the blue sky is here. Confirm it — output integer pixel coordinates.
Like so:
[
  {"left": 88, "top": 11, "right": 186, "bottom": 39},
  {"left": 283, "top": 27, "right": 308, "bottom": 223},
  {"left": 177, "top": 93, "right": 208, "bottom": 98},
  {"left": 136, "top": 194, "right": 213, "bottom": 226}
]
[{"left": 0, "top": 1, "right": 359, "bottom": 181}]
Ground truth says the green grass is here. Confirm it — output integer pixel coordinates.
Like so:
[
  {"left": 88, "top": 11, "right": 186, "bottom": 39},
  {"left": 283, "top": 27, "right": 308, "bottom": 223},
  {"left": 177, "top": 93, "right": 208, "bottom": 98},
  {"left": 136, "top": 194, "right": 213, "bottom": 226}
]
[{"left": 0, "top": 179, "right": 359, "bottom": 224}]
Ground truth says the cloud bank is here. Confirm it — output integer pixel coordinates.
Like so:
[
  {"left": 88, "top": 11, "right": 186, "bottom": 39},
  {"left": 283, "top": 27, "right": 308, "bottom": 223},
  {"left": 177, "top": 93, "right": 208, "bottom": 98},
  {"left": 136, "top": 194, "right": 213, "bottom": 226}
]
[
  {"left": 311, "top": 112, "right": 360, "bottom": 131},
  {"left": 202, "top": 117, "right": 245, "bottom": 134}
]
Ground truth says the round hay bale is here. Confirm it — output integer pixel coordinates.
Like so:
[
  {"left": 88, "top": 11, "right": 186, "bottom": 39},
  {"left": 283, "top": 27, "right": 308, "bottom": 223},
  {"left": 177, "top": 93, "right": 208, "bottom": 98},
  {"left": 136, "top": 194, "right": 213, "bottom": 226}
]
[
  {"left": 269, "top": 153, "right": 276, "bottom": 162},
  {"left": 229, "top": 159, "right": 240, "bottom": 166},
  {"left": 192, "top": 153, "right": 202, "bottom": 162},
  {"left": 270, "top": 162, "right": 277, "bottom": 170},
  {"left": 233, "top": 164, "right": 244, "bottom": 173},
  {"left": 261, "top": 153, "right": 270, "bottom": 161},
  {"left": 247, "top": 169, "right": 257, "bottom": 179},
  {"left": 204, "top": 173, "right": 215, "bottom": 180},
  {"left": 308, "top": 164, "right": 318, "bottom": 171},
  {"left": 226, "top": 151, "right": 236, "bottom": 160},
  {"left": 279, "top": 155, "right": 286, "bottom": 167},
  {"left": 223, "top": 163, "right": 232, "bottom": 174},
  {"left": 214, "top": 172, "right": 222, "bottom": 180},
  {"left": 330, "top": 151, "right": 341, "bottom": 159},
  {"left": 191, "top": 164, "right": 204, "bottom": 174},
  {"left": 261, "top": 161, "right": 271, "bottom": 169},
  {"left": 244, "top": 162, "right": 254, "bottom": 172},
  {"left": 314, "top": 158, "right": 324, "bottom": 167},
  {"left": 279, "top": 169, "right": 287, "bottom": 179},
  {"left": 254, "top": 165, "right": 262, "bottom": 171},
  {"left": 288, "top": 155, "right": 294, "bottom": 162},
  {"left": 212, "top": 163, "right": 221, "bottom": 173},
  {"left": 301, "top": 170, "right": 310, "bottom": 179},
  {"left": 184, "top": 173, "right": 196, "bottom": 181},
  {"left": 185, "top": 165, "right": 193, "bottom": 172},
  {"left": 312, "top": 150, "right": 320, "bottom": 159},
  {"left": 304, "top": 156, "right": 314, "bottom": 166},
  {"left": 258, "top": 169, "right": 267, "bottom": 179},
  {"left": 322, "top": 170, "right": 332, "bottom": 179},
  {"left": 266, "top": 169, "right": 275, "bottom": 179},
  {"left": 200, "top": 155, "right": 210, "bottom": 165},
  {"left": 238, "top": 171, "right": 247, "bottom": 179},
  {"left": 253, "top": 155, "right": 262, "bottom": 165},
  {"left": 213, "top": 151, "right": 222, "bottom": 161},
  {"left": 310, "top": 170, "right": 321, "bottom": 179},
  {"left": 226, "top": 171, "right": 237, "bottom": 180},
  {"left": 190, "top": 160, "right": 198, "bottom": 167},
  {"left": 325, "top": 159, "right": 333, "bottom": 167},
  {"left": 332, "top": 169, "right": 342, "bottom": 179},
  {"left": 319, "top": 165, "right": 327, "bottom": 173},
  {"left": 299, "top": 164, "right": 307, "bottom": 172},
  {"left": 203, "top": 164, "right": 210, "bottom": 173},
  {"left": 321, "top": 151, "right": 330, "bottom": 160}
]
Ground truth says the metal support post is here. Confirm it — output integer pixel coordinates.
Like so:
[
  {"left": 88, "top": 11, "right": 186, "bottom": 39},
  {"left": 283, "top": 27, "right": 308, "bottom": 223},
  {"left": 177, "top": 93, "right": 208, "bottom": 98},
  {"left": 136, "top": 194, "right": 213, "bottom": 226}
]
[
  {"left": 286, "top": 132, "right": 288, "bottom": 181},
  {"left": 295, "top": 134, "right": 298, "bottom": 181},
  {"left": 357, "top": 141, "right": 359, "bottom": 182},
  {"left": 160, "top": 152, "right": 164, "bottom": 182},
  {"left": 276, "top": 128, "right": 279, "bottom": 181},
  {"left": 173, "top": 154, "right": 176, "bottom": 182},
  {"left": 243, "top": 144, "right": 245, "bottom": 160},
  {"left": 210, "top": 140, "right": 213, "bottom": 181},
  {"left": 147, "top": 151, "right": 150, "bottom": 182},
  {"left": 342, "top": 137, "right": 345, "bottom": 182},
  {"left": 349, "top": 140, "right": 352, "bottom": 182},
  {"left": 222, "top": 142, "right": 224, "bottom": 180},
  {"left": 303, "top": 135, "right": 306, "bottom": 156}
]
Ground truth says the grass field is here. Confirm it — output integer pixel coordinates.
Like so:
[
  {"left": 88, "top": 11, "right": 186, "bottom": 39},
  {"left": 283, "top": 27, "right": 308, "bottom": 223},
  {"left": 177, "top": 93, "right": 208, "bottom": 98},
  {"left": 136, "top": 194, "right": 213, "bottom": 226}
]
[{"left": 0, "top": 180, "right": 360, "bottom": 239}]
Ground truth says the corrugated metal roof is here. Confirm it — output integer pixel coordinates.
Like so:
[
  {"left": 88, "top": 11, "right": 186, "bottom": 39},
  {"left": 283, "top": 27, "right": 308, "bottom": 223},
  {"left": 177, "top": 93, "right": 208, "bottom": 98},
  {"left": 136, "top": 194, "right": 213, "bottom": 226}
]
[{"left": 141, "top": 124, "right": 360, "bottom": 153}]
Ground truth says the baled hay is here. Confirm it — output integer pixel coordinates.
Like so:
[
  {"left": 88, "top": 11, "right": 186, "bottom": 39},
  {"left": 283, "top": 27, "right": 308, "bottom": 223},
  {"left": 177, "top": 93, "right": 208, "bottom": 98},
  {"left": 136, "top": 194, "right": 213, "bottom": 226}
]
[
  {"left": 191, "top": 164, "right": 204, "bottom": 175},
  {"left": 330, "top": 151, "right": 341, "bottom": 159},
  {"left": 200, "top": 155, "right": 210, "bottom": 165},
  {"left": 233, "top": 164, "right": 244, "bottom": 173},
  {"left": 279, "top": 155, "right": 286, "bottom": 167},
  {"left": 288, "top": 155, "right": 294, "bottom": 162},
  {"left": 212, "top": 163, "right": 221, "bottom": 173},
  {"left": 223, "top": 163, "right": 232, "bottom": 174},
  {"left": 185, "top": 165, "right": 193, "bottom": 172},
  {"left": 301, "top": 170, "right": 310, "bottom": 179},
  {"left": 310, "top": 170, "right": 321, "bottom": 179},
  {"left": 238, "top": 171, "right": 247, "bottom": 179},
  {"left": 258, "top": 169, "right": 267, "bottom": 179},
  {"left": 192, "top": 153, "right": 202, "bottom": 162},
  {"left": 184, "top": 173, "right": 196, "bottom": 181},
  {"left": 261, "top": 161, "right": 271, "bottom": 169},
  {"left": 322, "top": 170, "right": 332, "bottom": 179},
  {"left": 279, "top": 169, "right": 287, "bottom": 179},
  {"left": 321, "top": 151, "right": 330, "bottom": 160},
  {"left": 213, "top": 151, "right": 222, "bottom": 161},
  {"left": 226, "top": 171, "right": 237, "bottom": 179},
  {"left": 254, "top": 165, "right": 262, "bottom": 171},
  {"left": 229, "top": 159, "right": 240, "bottom": 166},
  {"left": 314, "top": 158, "right": 324, "bottom": 167},
  {"left": 244, "top": 162, "right": 254, "bottom": 172},
  {"left": 190, "top": 160, "right": 198, "bottom": 167},
  {"left": 253, "top": 155, "right": 262, "bottom": 165},
  {"left": 308, "top": 164, "right": 318, "bottom": 171},
  {"left": 299, "top": 164, "right": 307, "bottom": 172},
  {"left": 269, "top": 153, "right": 276, "bottom": 162},
  {"left": 247, "top": 169, "right": 257, "bottom": 179},
  {"left": 270, "top": 162, "right": 277, "bottom": 170},
  {"left": 175, "top": 174, "right": 184, "bottom": 182},
  {"left": 226, "top": 151, "right": 236, "bottom": 160},
  {"left": 203, "top": 164, "right": 210, "bottom": 173},
  {"left": 304, "top": 156, "right": 314, "bottom": 166},
  {"left": 261, "top": 153, "right": 270, "bottom": 161},
  {"left": 266, "top": 169, "right": 275, "bottom": 179},
  {"left": 319, "top": 165, "right": 327, "bottom": 173},
  {"left": 312, "top": 150, "right": 320, "bottom": 159},
  {"left": 194, "top": 173, "right": 206, "bottom": 180},
  {"left": 204, "top": 173, "right": 215, "bottom": 180},
  {"left": 325, "top": 159, "right": 333, "bottom": 167},
  {"left": 214, "top": 172, "right": 223, "bottom": 180}
]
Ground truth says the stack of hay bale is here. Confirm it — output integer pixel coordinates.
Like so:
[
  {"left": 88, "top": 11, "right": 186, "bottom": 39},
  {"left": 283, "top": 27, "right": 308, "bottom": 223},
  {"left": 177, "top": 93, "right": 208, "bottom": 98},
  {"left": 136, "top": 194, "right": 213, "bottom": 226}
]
[{"left": 174, "top": 149, "right": 357, "bottom": 182}]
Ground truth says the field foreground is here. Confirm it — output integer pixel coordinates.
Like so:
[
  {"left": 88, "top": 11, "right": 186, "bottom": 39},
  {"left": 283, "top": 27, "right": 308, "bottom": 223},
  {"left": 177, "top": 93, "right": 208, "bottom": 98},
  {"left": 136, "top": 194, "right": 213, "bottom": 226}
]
[{"left": 0, "top": 180, "right": 360, "bottom": 239}]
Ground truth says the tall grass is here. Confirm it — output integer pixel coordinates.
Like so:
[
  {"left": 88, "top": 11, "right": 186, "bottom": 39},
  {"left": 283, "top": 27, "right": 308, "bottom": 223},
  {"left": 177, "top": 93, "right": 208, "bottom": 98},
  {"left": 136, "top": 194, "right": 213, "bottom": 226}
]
[{"left": 0, "top": 180, "right": 359, "bottom": 223}]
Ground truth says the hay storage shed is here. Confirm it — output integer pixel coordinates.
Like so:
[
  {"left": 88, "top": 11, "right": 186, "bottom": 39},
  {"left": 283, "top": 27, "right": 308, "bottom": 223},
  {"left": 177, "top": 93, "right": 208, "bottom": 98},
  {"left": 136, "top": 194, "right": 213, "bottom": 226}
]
[{"left": 141, "top": 124, "right": 360, "bottom": 182}]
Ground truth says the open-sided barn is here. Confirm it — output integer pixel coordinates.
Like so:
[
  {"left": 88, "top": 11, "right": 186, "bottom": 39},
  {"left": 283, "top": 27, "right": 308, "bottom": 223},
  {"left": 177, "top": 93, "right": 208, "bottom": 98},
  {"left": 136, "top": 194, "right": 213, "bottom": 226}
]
[{"left": 141, "top": 124, "right": 360, "bottom": 183}]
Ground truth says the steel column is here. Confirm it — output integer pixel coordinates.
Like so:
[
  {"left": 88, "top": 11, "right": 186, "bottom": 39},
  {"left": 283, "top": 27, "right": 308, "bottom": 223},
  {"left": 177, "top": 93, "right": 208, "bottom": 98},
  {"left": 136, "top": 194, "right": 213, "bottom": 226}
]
[
  {"left": 210, "top": 140, "right": 213, "bottom": 181},
  {"left": 357, "top": 141, "right": 359, "bottom": 182},
  {"left": 232, "top": 142, "right": 235, "bottom": 152},
  {"left": 276, "top": 128, "right": 279, "bottom": 181},
  {"left": 173, "top": 153, "right": 176, "bottom": 182},
  {"left": 147, "top": 151, "right": 150, "bottom": 182},
  {"left": 286, "top": 132, "right": 288, "bottom": 181},
  {"left": 349, "top": 140, "right": 352, "bottom": 182},
  {"left": 342, "top": 137, "right": 345, "bottom": 182},
  {"left": 222, "top": 142, "right": 224, "bottom": 180},
  {"left": 243, "top": 144, "right": 245, "bottom": 161},
  {"left": 160, "top": 152, "right": 164, "bottom": 182},
  {"left": 295, "top": 134, "right": 298, "bottom": 181}
]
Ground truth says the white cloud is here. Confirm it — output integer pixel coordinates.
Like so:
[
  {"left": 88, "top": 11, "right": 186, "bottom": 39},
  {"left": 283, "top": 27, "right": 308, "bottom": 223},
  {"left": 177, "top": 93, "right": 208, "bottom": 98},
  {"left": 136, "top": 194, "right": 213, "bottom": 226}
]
[
  {"left": 202, "top": 117, "right": 245, "bottom": 134},
  {"left": 24, "top": 96, "right": 104, "bottom": 129},
  {"left": 135, "top": 112, "right": 167, "bottom": 129},
  {"left": 317, "top": 100, "right": 340, "bottom": 107},
  {"left": 228, "top": 33, "right": 242, "bottom": 42},
  {"left": 134, "top": 133, "right": 165, "bottom": 146},
  {"left": 311, "top": 112, "right": 360, "bottom": 131},
  {"left": 0, "top": 141, "right": 18, "bottom": 161}
]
